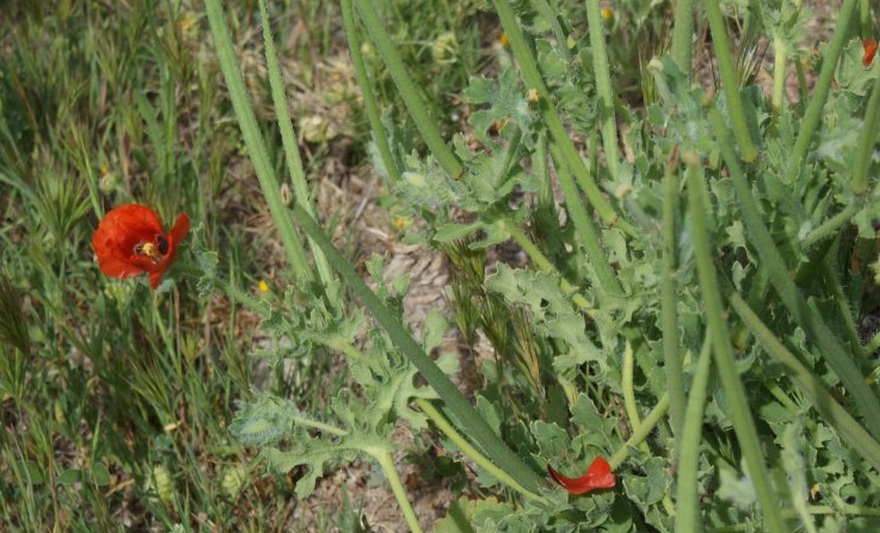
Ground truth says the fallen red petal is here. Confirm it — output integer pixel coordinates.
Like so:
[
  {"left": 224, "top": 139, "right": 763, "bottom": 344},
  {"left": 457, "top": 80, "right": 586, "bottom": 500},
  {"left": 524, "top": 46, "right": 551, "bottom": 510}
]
[{"left": 548, "top": 456, "right": 616, "bottom": 495}]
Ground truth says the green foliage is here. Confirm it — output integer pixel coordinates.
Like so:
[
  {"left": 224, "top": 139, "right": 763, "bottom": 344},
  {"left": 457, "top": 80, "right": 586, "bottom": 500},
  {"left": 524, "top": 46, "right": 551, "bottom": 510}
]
[{"left": 5, "top": 0, "right": 880, "bottom": 531}]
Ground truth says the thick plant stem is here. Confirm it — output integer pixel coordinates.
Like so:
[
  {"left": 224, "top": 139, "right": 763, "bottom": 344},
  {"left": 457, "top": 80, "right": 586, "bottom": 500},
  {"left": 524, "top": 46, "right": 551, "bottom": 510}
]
[
  {"left": 584, "top": 0, "right": 621, "bottom": 181},
  {"left": 670, "top": 0, "right": 695, "bottom": 76},
  {"left": 852, "top": 65, "right": 880, "bottom": 194},
  {"left": 257, "top": 0, "right": 334, "bottom": 295},
  {"left": 416, "top": 399, "right": 548, "bottom": 504},
  {"left": 289, "top": 204, "right": 546, "bottom": 493},
  {"left": 547, "top": 143, "right": 623, "bottom": 296},
  {"left": 353, "top": 0, "right": 462, "bottom": 178},
  {"left": 205, "top": 0, "right": 314, "bottom": 284},
  {"left": 492, "top": 0, "right": 633, "bottom": 234},
  {"left": 687, "top": 164, "right": 786, "bottom": 533},
  {"left": 712, "top": 109, "right": 880, "bottom": 441},
  {"left": 372, "top": 449, "right": 424, "bottom": 533},
  {"left": 662, "top": 150, "right": 684, "bottom": 442},
  {"left": 704, "top": 0, "right": 757, "bottom": 161},
  {"left": 675, "top": 335, "right": 713, "bottom": 533},
  {"left": 609, "top": 394, "right": 668, "bottom": 469},
  {"left": 785, "top": 0, "right": 859, "bottom": 183},
  {"left": 340, "top": 0, "right": 400, "bottom": 184},
  {"left": 771, "top": 36, "right": 787, "bottom": 112}
]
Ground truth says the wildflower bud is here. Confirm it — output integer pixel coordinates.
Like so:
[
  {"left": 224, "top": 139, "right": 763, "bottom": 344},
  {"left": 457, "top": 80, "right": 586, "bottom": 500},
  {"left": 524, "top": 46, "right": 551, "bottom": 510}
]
[
  {"left": 147, "top": 465, "right": 174, "bottom": 505},
  {"left": 222, "top": 465, "right": 248, "bottom": 497},
  {"left": 432, "top": 31, "right": 459, "bottom": 65}
]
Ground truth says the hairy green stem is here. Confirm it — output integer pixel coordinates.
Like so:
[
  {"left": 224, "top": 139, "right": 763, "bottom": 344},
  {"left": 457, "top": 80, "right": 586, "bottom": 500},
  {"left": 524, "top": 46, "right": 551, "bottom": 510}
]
[
  {"left": 687, "top": 163, "right": 786, "bottom": 533},
  {"left": 670, "top": 0, "right": 695, "bottom": 76},
  {"left": 353, "top": 0, "right": 462, "bottom": 178},
  {"left": 785, "top": 0, "right": 859, "bottom": 183},
  {"left": 204, "top": 0, "right": 314, "bottom": 284},
  {"left": 675, "top": 335, "right": 713, "bottom": 533},
  {"left": 609, "top": 393, "right": 669, "bottom": 470},
  {"left": 492, "top": 0, "right": 632, "bottom": 234},
  {"left": 712, "top": 109, "right": 880, "bottom": 441},
  {"left": 547, "top": 142, "right": 623, "bottom": 296},
  {"left": 258, "top": 0, "right": 334, "bottom": 293},
  {"left": 340, "top": 0, "right": 400, "bottom": 183},
  {"left": 662, "top": 151, "right": 684, "bottom": 441},
  {"left": 416, "top": 399, "right": 548, "bottom": 504},
  {"left": 800, "top": 203, "right": 859, "bottom": 250},
  {"left": 705, "top": 0, "right": 757, "bottom": 161},
  {"left": 730, "top": 292, "right": 880, "bottom": 473},
  {"left": 289, "top": 203, "right": 545, "bottom": 493},
  {"left": 372, "top": 448, "right": 424, "bottom": 533},
  {"left": 852, "top": 63, "right": 880, "bottom": 194},
  {"left": 584, "top": 0, "right": 621, "bottom": 180},
  {"left": 771, "top": 36, "right": 787, "bottom": 112}
]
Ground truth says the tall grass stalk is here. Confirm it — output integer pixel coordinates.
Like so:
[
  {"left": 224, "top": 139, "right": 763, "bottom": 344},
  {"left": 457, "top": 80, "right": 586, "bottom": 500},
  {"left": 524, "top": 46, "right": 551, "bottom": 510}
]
[
  {"left": 686, "top": 161, "right": 786, "bottom": 533},
  {"left": 257, "top": 0, "right": 335, "bottom": 295},
  {"left": 492, "top": 0, "right": 633, "bottom": 234},
  {"left": 204, "top": 0, "right": 315, "bottom": 285},
  {"left": 785, "top": 0, "right": 859, "bottom": 184},
  {"left": 353, "top": 0, "right": 463, "bottom": 178}
]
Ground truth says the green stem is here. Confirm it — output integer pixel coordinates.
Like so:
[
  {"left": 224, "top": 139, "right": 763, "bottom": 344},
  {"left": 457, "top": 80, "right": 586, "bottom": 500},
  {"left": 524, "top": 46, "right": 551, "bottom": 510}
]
[
  {"left": 865, "top": 329, "right": 880, "bottom": 357},
  {"left": 729, "top": 292, "right": 880, "bottom": 473},
  {"left": 819, "top": 261, "right": 866, "bottom": 359},
  {"left": 771, "top": 35, "right": 787, "bottom": 112},
  {"left": 492, "top": 0, "right": 632, "bottom": 234},
  {"left": 340, "top": 0, "right": 401, "bottom": 184},
  {"left": 670, "top": 0, "right": 695, "bottom": 76},
  {"left": 662, "top": 150, "right": 684, "bottom": 441},
  {"left": 293, "top": 414, "right": 349, "bottom": 437},
  {"left": 204, "top": 0, "right": 314, "bottom": 284},
  {"left": 852, "top": 63, "right": 880, "bottom": 194},
  {"left": 416, "top": 399, "right": 548, "bottom": 504},
  {"left": 800, "top": 203, "right": 859, "bottom": 250},
  {"left": 258, "top": 0, "right": 334, "bottom": 294},
  {"left": 547, "top": 142, "right": 623, "bottom": 296},
  {"left": 687, "top": 163, "right": 786, "bottom": 533},
  {"left": 372, "top": 448, "right": 424, "bottom": 533},
  {"left": 712, "top": 109, "right": 880, "bottom": 441},
  {"left": 785, "top": 0, "right": 859, "bottom": 184},
  {"left": 609, "top": 393, "right": 669, "bottom": 470},
  {"left": 705, "top": 0, "right": 757, "bottom": 161},
  {"left": 353, "top": 0, "right": 462, "bottom": 178},
  {"left": 584, "top": 0, "right": 621, "bottom": 180},
  {"left": 622, "top": 342, "right": 641, "bottom": 427},
  {"left": 675, "top": 334, "right": 713, "bottom": 533},
  {"left": 289, "top": 203, "right": 545, "bottom": 493}
]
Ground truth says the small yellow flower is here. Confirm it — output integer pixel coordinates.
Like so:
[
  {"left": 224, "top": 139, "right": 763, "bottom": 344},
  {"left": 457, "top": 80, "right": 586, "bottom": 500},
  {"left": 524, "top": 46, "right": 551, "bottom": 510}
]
[
  {"left": 393, "top": 216, "right": 407, "bottom": 230},
  {"left": 258, "top": 280, "right": 270, "bottom": 293},
  {"left": 499, "top": 32, "right": 510, "bottom": 47},
  {"left": 601, "top": 7, "right": 613, "bottom": 21}
]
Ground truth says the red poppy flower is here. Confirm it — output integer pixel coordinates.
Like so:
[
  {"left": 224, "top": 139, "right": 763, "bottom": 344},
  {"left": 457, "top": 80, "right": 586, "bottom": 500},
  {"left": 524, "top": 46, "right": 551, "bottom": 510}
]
[
  {"left": 547, "top": 456, "right": 616, "bottom": 494},
  {"left": 863, "top": 38, "right": 878, "bottom": 67},
  {"left": 92, "top": 204, "right": 190, "bottom": 289}
]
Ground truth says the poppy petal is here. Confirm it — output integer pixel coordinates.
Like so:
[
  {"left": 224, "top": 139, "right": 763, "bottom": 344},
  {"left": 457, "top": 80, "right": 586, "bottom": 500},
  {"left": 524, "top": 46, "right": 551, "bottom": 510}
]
[
  {"left": 93, "top": 204, "right": 190, "bottom": 290},
  {"left": 863, "top": 38, "right": 878, "bottom": 67},
  {"left": 548, "top": 457, "right": 616, "bottom": 495}
]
